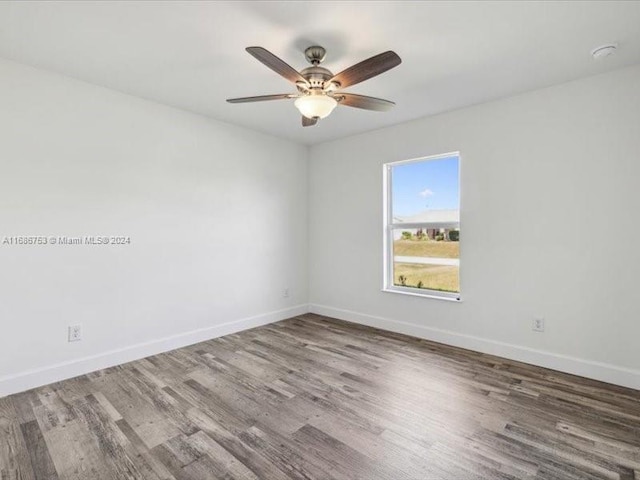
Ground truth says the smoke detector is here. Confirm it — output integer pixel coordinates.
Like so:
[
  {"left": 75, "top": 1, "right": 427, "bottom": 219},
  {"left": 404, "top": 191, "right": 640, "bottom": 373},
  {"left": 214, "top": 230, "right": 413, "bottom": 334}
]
[{"left": 591, "top": 44, "right": 618, "bottom": 60}]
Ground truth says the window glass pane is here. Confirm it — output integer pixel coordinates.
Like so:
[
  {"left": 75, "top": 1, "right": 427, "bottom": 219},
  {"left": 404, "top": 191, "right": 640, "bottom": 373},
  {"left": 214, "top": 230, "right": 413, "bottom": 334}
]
[
  {"left": 386, "top": 153, "right": 461, "bottom": 297},
  {"left": 391, "top": 228, "right": 460, "bottom": 293},
  {"left": 391, "top": 156, "right": 460, "bottom": 224}
]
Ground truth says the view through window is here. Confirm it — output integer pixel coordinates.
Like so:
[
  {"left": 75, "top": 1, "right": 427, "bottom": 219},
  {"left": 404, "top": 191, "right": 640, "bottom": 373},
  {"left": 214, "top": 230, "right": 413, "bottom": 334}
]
[{"left": 384, "top": 153, "right": 460, "bottom": 299}]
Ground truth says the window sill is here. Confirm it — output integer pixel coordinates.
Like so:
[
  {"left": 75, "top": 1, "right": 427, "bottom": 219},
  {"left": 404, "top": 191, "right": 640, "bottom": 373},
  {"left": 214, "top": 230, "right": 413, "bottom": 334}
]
[{"left": 382, "top": 286, "right": 461, "bottom": 302}]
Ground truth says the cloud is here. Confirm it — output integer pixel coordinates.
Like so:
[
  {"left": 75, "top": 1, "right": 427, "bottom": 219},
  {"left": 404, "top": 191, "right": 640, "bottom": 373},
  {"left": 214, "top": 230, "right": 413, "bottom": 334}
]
[{"left": 418, "top": 188, "right": 434, "bottom": 198}]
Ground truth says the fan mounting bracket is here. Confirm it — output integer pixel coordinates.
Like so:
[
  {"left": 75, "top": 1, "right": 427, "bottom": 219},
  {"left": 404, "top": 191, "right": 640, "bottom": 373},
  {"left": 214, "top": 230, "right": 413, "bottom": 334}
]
[{"left": 304, "top": 46, "right": 327, "bottom": 65}]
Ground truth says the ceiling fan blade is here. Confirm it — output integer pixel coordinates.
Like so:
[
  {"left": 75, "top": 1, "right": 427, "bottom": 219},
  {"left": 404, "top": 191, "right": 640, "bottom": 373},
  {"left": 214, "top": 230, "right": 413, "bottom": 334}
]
[
  {"left": 328, "top": 51, "right": 401, "bottom": 88},
  {"left": 226, "top": 94, "right": 294, "bottom": 103},
  {"left": 302, "top": 116, "right": 317, "bottom": 127},
  {"left": 246, "top": 47, "right": 309, "bottom": 86},
  {"left": 335, "top": 93, "right": 395, "bottom": 111}
]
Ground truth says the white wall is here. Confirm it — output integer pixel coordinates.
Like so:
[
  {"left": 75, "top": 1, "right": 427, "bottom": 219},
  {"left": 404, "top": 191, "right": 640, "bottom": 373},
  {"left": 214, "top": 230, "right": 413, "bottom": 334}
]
[
  {"left": 2, "top": 57, "right": 639, "bottom": 397},
  {"left": 309, "top": 65, "right": 640, "bottom": 389},
  {"left": 0, "top": 59, "right": 308, "bottom": 396}
]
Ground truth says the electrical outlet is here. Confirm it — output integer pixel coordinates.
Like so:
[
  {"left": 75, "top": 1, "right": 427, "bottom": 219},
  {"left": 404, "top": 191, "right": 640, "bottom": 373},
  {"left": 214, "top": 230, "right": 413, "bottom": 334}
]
[
  {"left": 283, "top": 287, "right": 290, "bottom": 298},
  {"left": 532, "top": 317, "right": 545, "bottom": 332},
  {"left": 68, "top": 325, "right": 82, "bottom": 342}
]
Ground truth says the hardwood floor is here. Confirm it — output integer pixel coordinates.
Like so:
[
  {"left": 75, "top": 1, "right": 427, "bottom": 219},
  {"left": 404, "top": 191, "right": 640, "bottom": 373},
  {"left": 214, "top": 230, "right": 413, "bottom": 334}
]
[{"left": 1, "top": 313, "right": 639, "bottom": 480}]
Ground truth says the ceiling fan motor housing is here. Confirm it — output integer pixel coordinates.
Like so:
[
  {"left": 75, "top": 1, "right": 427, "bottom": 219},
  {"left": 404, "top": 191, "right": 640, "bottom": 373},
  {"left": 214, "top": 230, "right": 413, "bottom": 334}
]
[{"left": 299, "top": 66, "right": 333, "bottom": 89}]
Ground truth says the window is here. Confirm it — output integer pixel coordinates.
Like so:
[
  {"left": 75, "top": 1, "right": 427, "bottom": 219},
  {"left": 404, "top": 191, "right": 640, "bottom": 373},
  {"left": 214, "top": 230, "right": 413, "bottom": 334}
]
[{"left": 383, "top": 152, "right": 460, "bottom": 300}]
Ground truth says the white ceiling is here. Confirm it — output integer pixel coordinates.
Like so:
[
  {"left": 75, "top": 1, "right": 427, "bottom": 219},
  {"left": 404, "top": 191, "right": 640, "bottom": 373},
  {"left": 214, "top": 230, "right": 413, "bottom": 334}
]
[{"left": 1, "top": 1, "right": 639, "bottom": 145}]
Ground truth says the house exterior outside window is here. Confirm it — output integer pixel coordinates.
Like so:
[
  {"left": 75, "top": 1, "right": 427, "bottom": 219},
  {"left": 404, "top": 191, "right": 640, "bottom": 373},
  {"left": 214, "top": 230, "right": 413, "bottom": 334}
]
[{"left": 383, "top": 153, "right": 460, "bottom": 301}]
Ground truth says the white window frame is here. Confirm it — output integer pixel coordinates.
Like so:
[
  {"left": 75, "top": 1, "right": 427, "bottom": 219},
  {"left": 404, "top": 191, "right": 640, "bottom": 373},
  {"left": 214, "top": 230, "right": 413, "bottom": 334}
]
[{"left": 382, "top": 152, "right": 461, "bottom": 301}]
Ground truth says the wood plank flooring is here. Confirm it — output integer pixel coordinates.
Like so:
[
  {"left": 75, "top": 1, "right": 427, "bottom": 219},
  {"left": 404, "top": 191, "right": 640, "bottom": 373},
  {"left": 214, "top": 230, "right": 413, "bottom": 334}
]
[{"left": 1, "top": 313, "right": 639, "bottom": 479}]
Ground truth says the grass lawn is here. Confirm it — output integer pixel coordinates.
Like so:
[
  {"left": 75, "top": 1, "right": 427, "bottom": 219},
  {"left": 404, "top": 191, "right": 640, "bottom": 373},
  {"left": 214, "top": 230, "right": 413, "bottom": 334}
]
[
  {"left": 394, "top": 263, "right": 459, "bottom": 293},
  {"left": 394, "top": 240, "right": 459, "bottom": 258}
]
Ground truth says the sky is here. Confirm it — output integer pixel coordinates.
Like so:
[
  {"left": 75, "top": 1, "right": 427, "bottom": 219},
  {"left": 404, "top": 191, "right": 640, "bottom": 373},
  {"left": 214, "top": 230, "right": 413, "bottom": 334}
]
[{"left": 392, "top": 155, "right": 459, "bottom": 217}]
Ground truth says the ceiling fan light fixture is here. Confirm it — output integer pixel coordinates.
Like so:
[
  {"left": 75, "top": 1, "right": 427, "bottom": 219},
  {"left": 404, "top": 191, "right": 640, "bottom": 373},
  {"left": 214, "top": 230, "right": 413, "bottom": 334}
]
[
  {"left": 294, "top": 94, "right": 337, "bottom": 119},
  {"left": 227, "top": 46, "right": 402, "bottom": 127}
]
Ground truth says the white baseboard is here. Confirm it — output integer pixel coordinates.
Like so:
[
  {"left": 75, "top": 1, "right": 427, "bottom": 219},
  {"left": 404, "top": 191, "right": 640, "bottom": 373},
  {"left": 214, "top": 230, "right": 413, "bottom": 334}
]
[
  {"left": 0, "top": 304, "right": 309, "bottom": 398},
  {"left": 309, "top": 304, "right": 640, "bottom": 391},
  {"left": 4, "top": 303, "right": 638, "bottom": 397}
]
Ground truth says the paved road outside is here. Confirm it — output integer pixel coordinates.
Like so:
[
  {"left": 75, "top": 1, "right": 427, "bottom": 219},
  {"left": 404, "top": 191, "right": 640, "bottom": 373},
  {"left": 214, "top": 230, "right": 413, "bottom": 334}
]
[{"left": 394, "top": 255, "right": 459, "bottom": 266}]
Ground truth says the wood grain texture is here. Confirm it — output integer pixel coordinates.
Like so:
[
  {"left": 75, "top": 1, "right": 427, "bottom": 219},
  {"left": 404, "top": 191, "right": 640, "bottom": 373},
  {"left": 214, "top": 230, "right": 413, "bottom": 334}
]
[
  {"left": 328, "top": 51, "right": 401, "bottom": 88},
  {"left": 1, "top": 313, "right": 639, "bottom": 479}
]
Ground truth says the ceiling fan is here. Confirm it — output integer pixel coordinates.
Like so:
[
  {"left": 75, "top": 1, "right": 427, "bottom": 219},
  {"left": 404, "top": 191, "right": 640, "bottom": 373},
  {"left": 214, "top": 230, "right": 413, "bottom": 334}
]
[{"left": 226, "top": 46, "right": 402, "bottom": 127}]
